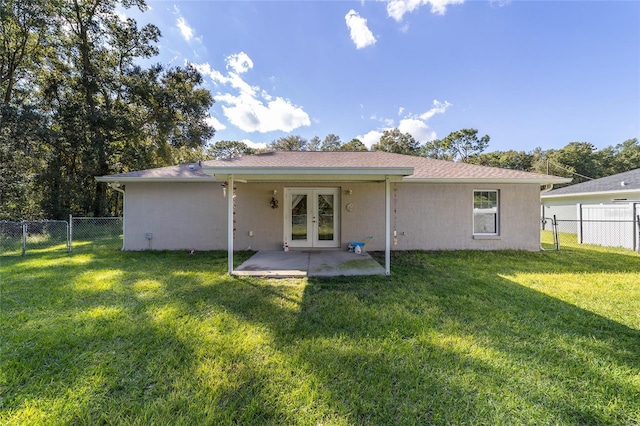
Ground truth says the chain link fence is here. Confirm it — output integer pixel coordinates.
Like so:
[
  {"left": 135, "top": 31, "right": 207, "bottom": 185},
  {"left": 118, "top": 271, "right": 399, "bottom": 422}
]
[
  {"left": 542, "top": 216, "right": 640, "bottom": 253},
  {"left": 0, "top": 217, "right": 122, "bottom": 256},
  {"left": 70, "top": 217, "right": 123, "bottom": 252},
  {"left": 0, "top": 220, "right": 69, "bottom": 256},
  {"left": 0, "top": 221, "right": 26, "bottom": 256}
]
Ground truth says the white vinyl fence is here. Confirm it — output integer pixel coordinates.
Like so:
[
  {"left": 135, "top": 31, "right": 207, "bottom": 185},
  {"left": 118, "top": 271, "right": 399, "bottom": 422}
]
[{"left": 577, "top": 203, "right": 640, "bottom": 252}]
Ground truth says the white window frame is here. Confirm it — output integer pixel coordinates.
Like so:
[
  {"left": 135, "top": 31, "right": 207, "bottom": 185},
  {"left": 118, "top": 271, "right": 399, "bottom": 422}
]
[{"left": 473, "top": 190, "right": 499, "bottom": 236}]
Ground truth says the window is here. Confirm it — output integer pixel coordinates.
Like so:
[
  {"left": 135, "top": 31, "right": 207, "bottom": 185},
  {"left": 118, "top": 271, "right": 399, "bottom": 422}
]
[{"left": 473, "top": 190, "right": 499, "bottom": 235}]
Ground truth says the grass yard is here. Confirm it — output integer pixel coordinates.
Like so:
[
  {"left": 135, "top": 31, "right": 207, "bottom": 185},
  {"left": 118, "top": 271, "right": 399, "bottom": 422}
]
[{"left": 1, "top": 242, "right": 639, "bottom": 425}]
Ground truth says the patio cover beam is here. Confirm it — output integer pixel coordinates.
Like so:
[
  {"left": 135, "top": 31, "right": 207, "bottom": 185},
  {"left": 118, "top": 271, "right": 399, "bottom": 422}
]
[
  {"left": 227, "top": 174, "right": 234, "bottom": 275},
  {"left": 385, "top": 176, "right": 391, "bottom": 276}
]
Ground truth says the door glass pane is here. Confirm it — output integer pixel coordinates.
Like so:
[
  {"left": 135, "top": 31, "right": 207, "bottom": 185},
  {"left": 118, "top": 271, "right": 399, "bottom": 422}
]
[
  {"left": 291, "top": 194, "right": 307, "bottom": 240},
  {"left": 317, "top": 194, "right": 334, "bottom": 241}
]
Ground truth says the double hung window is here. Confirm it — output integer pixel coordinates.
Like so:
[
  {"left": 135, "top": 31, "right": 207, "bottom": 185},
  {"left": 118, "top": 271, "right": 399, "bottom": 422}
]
[{"left": 473, "top": 190, "right": 499, "bottom": 235}]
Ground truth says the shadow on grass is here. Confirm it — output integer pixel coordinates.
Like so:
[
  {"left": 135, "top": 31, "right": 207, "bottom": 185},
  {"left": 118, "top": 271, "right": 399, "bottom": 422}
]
[
  {"left": 295, "top": 274, "right": 639, "bottom": 423},
  {"left": 1, "top": 248, "right": 639, "bottom": 424}
]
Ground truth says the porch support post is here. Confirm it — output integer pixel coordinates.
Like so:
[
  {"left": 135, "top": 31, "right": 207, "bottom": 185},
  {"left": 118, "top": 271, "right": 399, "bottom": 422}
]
[
  {"left": 227, "top": 174, "right": 234, "bottom": 274},
  {"left": 385, "top": 176, "right": 391, "bottom": 276}
]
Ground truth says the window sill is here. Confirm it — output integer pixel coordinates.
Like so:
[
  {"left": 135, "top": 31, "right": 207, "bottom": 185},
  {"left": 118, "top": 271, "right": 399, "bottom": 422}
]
[{"left": 473, "top": 234, "right": 501, "bottom": 240}]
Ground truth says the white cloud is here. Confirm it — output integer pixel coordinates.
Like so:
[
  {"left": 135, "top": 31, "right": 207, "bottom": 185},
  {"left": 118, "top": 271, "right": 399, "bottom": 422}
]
[
  {"left": 370, "top": 115, "right": 395, "bottom": 127},
  {"left": 387, "top": 0, "right": 464, "bottom": 22},
  {"left": 490, "top": 0, "right": 511, "bottom": 7},
  {"left": 419, "top": 99, "right": 452, "bottom": 120},
  {"left": 176, "top": 16, "right": 194, "bottom": 42},
  {"left": 345, "top": 10, "right": 377, "bottom": 49},
  {"left": 226, "top": 52, "right": 253, "bottom": 74},
  {"left": 240, "top": 139, "right": 268, "bottom": 150},
  {"left": 206, "top": 116, "right": 226, "bottom": 131},
  {"left": 398, "top": 118, "right": 437, "bottom": 142},
  {"left": 194, "top": 53, "right": 310, "bottom": 133},
  {"left": 358, "top": 130, "right": 385, "bottom": 149},
  {"left": 358, "top": 99, "right": 451, "bottom": 147},
  {"left": 220, "top": 96, "right": 310, "bottom": 133},
  {"left": 174, "top": 5, "right": 200, "bottom": 44}
]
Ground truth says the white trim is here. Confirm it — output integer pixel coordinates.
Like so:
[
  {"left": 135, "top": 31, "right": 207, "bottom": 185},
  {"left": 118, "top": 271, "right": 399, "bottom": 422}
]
[
  {"left": 405, "top": 177, "right": 571, "bottom": 185},
  {"left": 473, "top": 189, "right": 500, "bottom": 236},
  {"left": 96, "top": 177, "right": 215, "bottom": 183},
  {"left": 541, "top": 188, "right": 640, "bottom": 199},
  {"left": 227, "top": 175, "right": 234, "bottom": 275},
  {"left": 212, "top": 174, "right": 407, "bottom": 183},
  {"left": 96, "top": 173, "right": 568, "bottom": 186},
  {"left": 284, "top": 188, "right": 340, "bottom": 248},
  {"left": 96, "top": 175, "right": 568, "bottom": 185},
  {"left": 385, "top": 176, "right": 391, "bottom": 276}
]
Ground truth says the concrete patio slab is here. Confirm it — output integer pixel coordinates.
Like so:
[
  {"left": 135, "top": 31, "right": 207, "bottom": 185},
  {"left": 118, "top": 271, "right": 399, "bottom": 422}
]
[{"left": 233, "top": 250, "right": 385, "bottom": 278}]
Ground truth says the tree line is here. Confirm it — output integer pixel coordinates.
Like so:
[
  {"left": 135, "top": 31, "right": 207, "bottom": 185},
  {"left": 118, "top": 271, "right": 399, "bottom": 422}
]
[
  {"left": 1, "top": 0, "right": 213, "bottom": 220},
  {"left": 209, "top": 130, "right": 640, "bottom": 185}
]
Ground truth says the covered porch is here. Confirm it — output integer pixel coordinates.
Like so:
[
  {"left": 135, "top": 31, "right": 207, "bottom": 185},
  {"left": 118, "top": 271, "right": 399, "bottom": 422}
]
[
  {"left": 201, "top": 152, "right": 415, "bottom": 276},
  {"left": 233, "top": 250, "right": 386, "bottom": 277}
]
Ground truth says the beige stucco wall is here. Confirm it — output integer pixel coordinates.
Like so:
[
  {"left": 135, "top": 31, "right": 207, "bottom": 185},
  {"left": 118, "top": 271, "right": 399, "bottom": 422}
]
[
  {"left": 233, "top": 182, "right": 383, "bottom": 251},
  {"left": 124, "top": 182, "right": 226, "bottom": 250},
  {"left": 392, "top": 183, "right": 541, "bottom": 251},
  {"left": 123, "top": 181, "right": 542, "bottom": 252}
]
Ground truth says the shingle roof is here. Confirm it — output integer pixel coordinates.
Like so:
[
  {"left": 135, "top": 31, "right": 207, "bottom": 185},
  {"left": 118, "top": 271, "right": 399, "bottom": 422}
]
[
  {"left": 96, "top": 151, "right": 568, "bottom": 183},
  {"left": 97, "top": 163, "right": 213, "bottom": 181},
  {"left": 543, "top": 168, "right": 640, "bottom": 197}
]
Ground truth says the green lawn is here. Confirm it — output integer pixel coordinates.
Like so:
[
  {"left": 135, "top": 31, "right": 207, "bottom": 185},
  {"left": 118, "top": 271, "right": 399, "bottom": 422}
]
[{"left": 1, "top": 243, "right": 639, "bottom": 425}]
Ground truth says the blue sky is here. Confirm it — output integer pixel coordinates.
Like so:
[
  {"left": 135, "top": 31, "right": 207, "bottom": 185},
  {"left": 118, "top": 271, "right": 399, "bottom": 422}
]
[{"left": 123, "top": 0, "right": 639, "bottom": 152}]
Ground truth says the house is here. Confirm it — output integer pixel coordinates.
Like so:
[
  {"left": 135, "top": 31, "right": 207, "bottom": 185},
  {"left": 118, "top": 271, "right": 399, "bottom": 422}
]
[
  {"left": 96, "top": 151, "right": 569, "bottom": 274},
  {"left": 541, "top": 168, "right": 640, "bottom": 251},
  {"left": 541, "top": 168, "right": 640, "bottom": 222}
]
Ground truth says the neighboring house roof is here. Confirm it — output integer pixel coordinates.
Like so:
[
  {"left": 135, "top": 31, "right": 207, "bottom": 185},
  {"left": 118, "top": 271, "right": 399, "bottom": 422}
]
[
  {"left": 96, "top": 151, "right": 569, "bottom": 184},
  {"left": 542, "top": 168, "right": 640, "bottom": 199}
]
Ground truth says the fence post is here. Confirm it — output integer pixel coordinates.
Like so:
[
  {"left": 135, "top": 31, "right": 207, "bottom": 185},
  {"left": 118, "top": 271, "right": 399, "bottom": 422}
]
[
  {"left": 577, "top": 203, "right": 583, "bottom": 244},
  {"left": 22, "top": 223, "right": 27, "bottom": 256},
  {"left": 69, "top": 214, "right": 73, "bottom": 253},
  {"left": 636, "top": 214, "right": 640, "bottom": 254},
  {"left": 552, "top": 215, "right": 559, "bottom": 250}
]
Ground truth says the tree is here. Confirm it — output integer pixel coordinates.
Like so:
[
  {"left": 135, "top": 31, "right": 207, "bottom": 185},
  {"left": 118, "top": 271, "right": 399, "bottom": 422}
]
[
  {"left": 269, "top": 135, "right": 308, "bottom": 151},
  {"left": 597, "top": 138, "right": 640, "bottom": 175},
  {"left": 470, "top": 150, "right": 533, "bottom": 171},
  {"left": 0, "top": 0, "right": 51, "bottom": 105},
  {"left": 0, "top": 105, "right": 46, "bottom": 219},
  {"left": 424, "top": 128, "right": 490, "bottom": 162},
  {"left": 206, "top": 140, "right": 255, "bottom": 160},
  {"left": 340, "top": 138, "right": 368, "bottom": 151},
  {"left": 321, "top": 133, "right": 342, "bottom": 151},
  {"left": 307, "top": 135, "right": 321, "bottom": 151},
  {"left": 371, "top": 128, "right": 420, "bottom": 155},
  {"left": 549, "top": 142, "right": 601, "bottom": 182},
  {"left": 0, "top": 0, "right": 215, "bottom": 220}
]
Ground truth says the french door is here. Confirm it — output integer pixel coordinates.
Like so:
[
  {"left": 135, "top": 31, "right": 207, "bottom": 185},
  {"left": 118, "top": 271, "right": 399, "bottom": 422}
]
[{"left": 285, "top": 188, "right": 340, "bottom": 248}]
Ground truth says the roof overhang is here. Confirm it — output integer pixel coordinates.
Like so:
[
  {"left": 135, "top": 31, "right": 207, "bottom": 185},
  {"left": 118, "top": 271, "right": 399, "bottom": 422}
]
[
  {"left": 541, "top": 188, "right": 640, "bottom": 199},
  {"left": 404, "top": 177, "right": 572, "bottom": 185},
  {"left": 95, "top": 176, "right": 216, "bottom": 183},
  {"left": 202, "top": 166, "right": 414, "bottom": 182}
]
